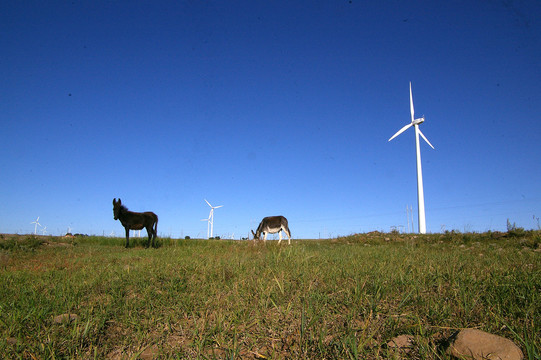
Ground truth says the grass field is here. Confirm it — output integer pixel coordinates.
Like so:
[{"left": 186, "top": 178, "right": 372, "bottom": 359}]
[{"left": 0, "top": 231, "right": 539, "bottom": 359}]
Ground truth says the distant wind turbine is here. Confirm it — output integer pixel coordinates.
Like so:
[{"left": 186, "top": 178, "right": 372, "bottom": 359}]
[
  {"left": 41, "top": 226, "right": 47, "bottom": 235},
  {"left": 389, "top": 82, "right": 435, "bottom": 234},
  {"left": 202, "top": 199, "right": 223, "bottom": 239},
  {"left": 201, "top": 214, "right": 211, "bottom": 239},
  {"left": 31, "top": 217, "right": 41, "bottom": 235}
]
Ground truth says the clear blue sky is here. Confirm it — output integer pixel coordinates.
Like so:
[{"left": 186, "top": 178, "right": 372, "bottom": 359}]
[{"left": 1, "top": 1, "right": 540, "bottom": 238}]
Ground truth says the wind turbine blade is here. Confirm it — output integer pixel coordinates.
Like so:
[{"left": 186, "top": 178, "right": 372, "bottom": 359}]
[
  {"left": 214, "top": 205, "right": 223, "bottom": 209},
  {"left": 388, "top": 123, "right": 413, "bottom": 142},
  {"left": 204, "top": 199, "right": 211, "bottom": 207},
  {"left": 410, "top": 82, "right": 415, "bottom": 123},
  {"left": 418, "top": 129, "right": 435, "bottom": 149}
]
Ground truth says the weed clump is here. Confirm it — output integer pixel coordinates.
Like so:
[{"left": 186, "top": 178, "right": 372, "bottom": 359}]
[{"left": 0, "top": 235, "right": 45, "bottom": 251}]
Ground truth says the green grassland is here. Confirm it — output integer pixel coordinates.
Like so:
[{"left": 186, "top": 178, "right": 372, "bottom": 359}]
[{"left": 0, "top": 231, "right": 539, "bottom": 359}]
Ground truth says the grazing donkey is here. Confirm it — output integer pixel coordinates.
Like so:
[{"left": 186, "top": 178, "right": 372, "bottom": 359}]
[
  {"left": 251, "top": 216, "right": 292, "bottom": 245},
  {"left": 112, "top": 198, "right": 158, "bottom": 248}
]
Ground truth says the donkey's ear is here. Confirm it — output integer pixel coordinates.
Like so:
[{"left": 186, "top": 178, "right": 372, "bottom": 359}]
[
  {"left": 113, "top": 198, "right": 116, "bottom": 205},
  {"left": 118, "top": 198, "right": 122, "bottom": 204}
]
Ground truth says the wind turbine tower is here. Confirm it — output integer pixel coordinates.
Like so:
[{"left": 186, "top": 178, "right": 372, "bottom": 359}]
[
  {"left": 389, "top": 82, "right": 435, "bottom": 234},
  {"left": 31, "top": 217, "right": 41, "bottom": 235},
  {"left": 201, "top": 213, "right": 211, "bottom": 239},
  {"left": 202, "top": 199, "right": 223, "bottom": 239}
]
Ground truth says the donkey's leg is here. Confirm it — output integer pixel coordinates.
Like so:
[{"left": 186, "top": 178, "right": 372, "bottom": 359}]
[
  {"left": 278, "top": 231, "right": 282, "bottom": 244},
  {"left": 151, "top": 226, "right": 157, "bottom": 247},
  {"left": 146, "top": 227, "right": 152, "bottom": 248},
  {"left": 125, "top": 228, "right": 130, "bottom": 248},
  {"left": 152, "top": 220, "right": 158, "bottom": 247},
  {"left": 284, "top": 226, "right": 291, "bottom": 245},
  {"left": 263, "top": 232, "right": 267, "bottom": 242}
]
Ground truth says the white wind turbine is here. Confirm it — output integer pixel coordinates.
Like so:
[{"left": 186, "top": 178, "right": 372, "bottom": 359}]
[
  {"left": 201, "top": 214, "right": 211, "bottom": 239},
  {"left": 388, "top": 82, "right": 435, "bottom": 234},
  {"left": 202, "top": 199, "right": 223, "bottom": 239},
  {"left": 31, "top": 216, "right": 41, "bottom": 235}
]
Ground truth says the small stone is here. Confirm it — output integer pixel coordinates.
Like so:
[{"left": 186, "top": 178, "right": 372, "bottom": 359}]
[
  {"left": 446, "top": 328, "right": 523, "bottom": 360},
  {"left": 387, "top": 334, "right": 415, "bottom": 354},
  {"left": 53, "top": 313, "right": 79, "bottom": 324}
]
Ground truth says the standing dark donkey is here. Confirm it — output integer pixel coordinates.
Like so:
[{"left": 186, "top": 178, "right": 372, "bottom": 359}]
[
  {"left": 113, "top": 198, "right": 158, "bottom": 248},
  {"left": 252, "top": 216, "right": 291, "bottom": 245}
]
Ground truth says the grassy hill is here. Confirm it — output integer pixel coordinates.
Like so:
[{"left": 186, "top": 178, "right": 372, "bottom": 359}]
[{"left": 0, "top": 231, "right": 539, "bottom": 359}]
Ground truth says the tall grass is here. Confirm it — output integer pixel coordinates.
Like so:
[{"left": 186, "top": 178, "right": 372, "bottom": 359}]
[{"left": 0, "top": 232, "right": 539, "bottom": 359}]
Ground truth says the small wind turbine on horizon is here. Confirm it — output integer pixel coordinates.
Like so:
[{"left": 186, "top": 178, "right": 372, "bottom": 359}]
[
  {"left": 389, "top": 82, "right": 435, "bottom": 234},
  {"left": 31, "top": 217, "right": 41, "bottom": 235},
  {"left": 41, "top": 226, "right": 47, "bottom": 235},
  {"left": 201, "top": 199, "right": 223, "bottom": 239}
]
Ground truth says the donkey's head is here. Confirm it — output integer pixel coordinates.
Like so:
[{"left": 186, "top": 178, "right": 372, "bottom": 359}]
[
  {"left": 112, "top": 198, "right": 122, "bottom": 220},
  {"left": 251, "top": 229, "right": 260, "bottom": 240}
]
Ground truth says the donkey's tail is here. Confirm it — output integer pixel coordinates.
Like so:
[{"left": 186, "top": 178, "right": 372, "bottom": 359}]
[{"left": 154, "top": 215, "right": 159, "bottom": 237}]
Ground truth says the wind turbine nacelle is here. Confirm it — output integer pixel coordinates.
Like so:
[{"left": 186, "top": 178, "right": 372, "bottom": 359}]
[{"left": 413, "top": 116, "right": 425, "bottom": 125}]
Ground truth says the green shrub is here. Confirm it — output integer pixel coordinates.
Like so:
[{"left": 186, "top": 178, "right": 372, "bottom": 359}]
[{"left": 0, "top": 235, "right": 45, "bottom": 251}]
